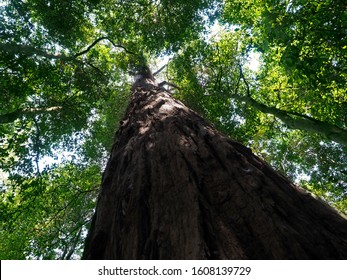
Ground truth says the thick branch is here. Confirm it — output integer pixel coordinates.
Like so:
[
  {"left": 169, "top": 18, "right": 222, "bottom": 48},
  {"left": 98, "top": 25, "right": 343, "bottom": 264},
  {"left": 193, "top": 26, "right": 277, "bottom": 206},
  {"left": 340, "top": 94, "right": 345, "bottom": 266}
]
[
  {"left": 74, "top": 37, "right": 137, "bottom": 57},
  {"left": 231, "top": 94, "right": 347, "bottom": 146},
  {"left": 158, "top": 81, "right": 181, "bottom": 91},
  {"left": 234, "top": 65, "right": 347, "bottom": 145}
]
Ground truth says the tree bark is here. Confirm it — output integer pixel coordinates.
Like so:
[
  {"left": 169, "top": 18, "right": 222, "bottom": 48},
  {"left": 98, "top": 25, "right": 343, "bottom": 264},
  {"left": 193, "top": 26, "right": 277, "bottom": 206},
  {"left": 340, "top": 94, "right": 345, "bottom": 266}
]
[{"left": 83, "top": 75, "right": 347, "bottom": 260}]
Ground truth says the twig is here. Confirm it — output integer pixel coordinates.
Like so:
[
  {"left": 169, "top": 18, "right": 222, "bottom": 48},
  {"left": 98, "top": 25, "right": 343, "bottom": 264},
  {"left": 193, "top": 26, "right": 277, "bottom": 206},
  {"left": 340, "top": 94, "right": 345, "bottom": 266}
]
[{"left": 84, "top": 61, "right": 104, "bottom": 75}]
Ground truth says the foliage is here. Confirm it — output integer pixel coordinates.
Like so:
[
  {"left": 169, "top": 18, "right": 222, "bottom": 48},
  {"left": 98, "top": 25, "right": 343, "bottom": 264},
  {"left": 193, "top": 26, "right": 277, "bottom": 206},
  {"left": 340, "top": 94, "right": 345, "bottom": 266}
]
[
  {"left": 222, "top": 0, "right": 347, "bottom": 129},
  {"left": 220, "top": 0, "right": 347, "bottom": 210},
  {"left": 0, "top": 0, "right": 346, "bottom": 259},
  {"left": 0, "top": 163, "right": 100, "bottom": 259}
]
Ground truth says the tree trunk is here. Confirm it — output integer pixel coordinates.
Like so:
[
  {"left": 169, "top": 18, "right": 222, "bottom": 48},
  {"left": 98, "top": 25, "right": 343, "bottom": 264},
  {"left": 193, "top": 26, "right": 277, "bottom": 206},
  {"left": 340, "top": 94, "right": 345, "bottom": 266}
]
[{"left": 82, "top": 75, "right": 347, "bottom": 260}]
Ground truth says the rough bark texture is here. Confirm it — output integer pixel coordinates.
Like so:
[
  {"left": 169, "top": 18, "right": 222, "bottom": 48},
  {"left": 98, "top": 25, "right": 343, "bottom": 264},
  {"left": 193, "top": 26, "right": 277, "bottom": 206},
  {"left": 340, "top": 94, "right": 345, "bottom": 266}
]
[{"left": 83, "top": 76, "right": 347, "bottom": 260}]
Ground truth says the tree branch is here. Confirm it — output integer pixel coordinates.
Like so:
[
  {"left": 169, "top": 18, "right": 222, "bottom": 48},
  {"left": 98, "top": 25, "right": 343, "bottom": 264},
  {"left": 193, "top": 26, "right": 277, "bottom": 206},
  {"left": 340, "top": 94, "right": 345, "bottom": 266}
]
[
  {"left": 158, "top": 81, "right": 181, "bottom": 92},
  {"left": 0, "top": 37, "right": 137, "bottom": 62},
  {"left": 233, "top": 64, "right": 347, "bottom": 145},
  {"left": 33, "top": 117, "right": 41, "bottom": 176},
  {"left": 153, "top": 63, "right": 168, "bottom": 76},
  {"left": 238, "top": 63, "right": 251, "bottom": 96},
  {"left": 231, "top": 93, "right": 347, "bottom": 146},
  {"left": 74, "top": 36, "right": 137, "bottom": 57}
]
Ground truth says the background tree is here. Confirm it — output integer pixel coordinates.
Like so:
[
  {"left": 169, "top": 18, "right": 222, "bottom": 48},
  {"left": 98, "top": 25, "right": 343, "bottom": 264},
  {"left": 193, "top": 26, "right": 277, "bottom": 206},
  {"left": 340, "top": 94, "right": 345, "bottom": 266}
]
[{"left": 1, "top": 0, "right": 346, "bottom": 259}]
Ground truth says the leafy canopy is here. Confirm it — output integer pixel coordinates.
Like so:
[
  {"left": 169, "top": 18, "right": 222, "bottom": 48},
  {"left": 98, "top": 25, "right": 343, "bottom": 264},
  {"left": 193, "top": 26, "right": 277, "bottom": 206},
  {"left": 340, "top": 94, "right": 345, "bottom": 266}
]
[{"left": 1, "top": 0, "right": 346, "bottom": 259}]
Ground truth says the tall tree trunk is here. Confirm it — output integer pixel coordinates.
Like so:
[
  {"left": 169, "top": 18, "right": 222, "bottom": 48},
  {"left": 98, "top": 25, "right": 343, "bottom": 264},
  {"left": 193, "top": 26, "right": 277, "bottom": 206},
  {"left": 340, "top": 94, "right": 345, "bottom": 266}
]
[{"left": 83, "top": 74, "right": 347, "bottom": 260}]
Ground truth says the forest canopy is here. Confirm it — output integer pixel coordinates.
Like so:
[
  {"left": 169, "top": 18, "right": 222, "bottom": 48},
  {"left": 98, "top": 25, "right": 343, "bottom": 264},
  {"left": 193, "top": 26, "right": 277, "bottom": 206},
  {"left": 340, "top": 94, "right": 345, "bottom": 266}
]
[{"left": 0, "top": 0, "right": 346, "bottom": 259}]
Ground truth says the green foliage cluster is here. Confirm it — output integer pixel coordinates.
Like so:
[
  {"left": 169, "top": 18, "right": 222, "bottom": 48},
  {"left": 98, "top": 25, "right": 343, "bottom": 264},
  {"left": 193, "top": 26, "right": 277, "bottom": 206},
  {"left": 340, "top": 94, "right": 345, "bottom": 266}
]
[
  {"left": 223, "top": 0, "right": 347, "bottom": 126},
  {"left": 1, "top": 0, "right": 346, "bottom": 259},
  {"left": 0, "top": 164, "right": 101, "bottom": 259}
]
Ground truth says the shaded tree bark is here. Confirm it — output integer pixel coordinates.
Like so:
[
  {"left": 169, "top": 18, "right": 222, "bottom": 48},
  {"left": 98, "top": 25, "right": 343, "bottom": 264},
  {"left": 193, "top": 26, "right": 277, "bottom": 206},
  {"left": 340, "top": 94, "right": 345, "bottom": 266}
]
[{"left": 83, "top": 73, "right": 347, "bottom": 259}]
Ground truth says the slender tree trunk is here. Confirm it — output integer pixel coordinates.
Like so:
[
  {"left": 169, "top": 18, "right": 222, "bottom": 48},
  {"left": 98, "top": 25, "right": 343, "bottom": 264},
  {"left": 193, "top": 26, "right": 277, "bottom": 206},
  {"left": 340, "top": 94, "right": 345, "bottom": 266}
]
[
  {"left": 230, "top": 94, "right": 347, "bottom": 146},
  {"left": 83, "top": 74, "right": 347, "bottom": 260}
]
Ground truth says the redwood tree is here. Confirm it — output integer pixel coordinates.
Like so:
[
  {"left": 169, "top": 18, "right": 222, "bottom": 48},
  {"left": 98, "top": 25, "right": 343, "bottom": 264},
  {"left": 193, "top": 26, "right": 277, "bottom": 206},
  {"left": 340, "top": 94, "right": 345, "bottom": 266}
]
[
  {"left": 83, "top": 68, "right": 347, "bottom": 260},
  {"left": 1, "top": 0, "right": 346, "bottom": 260}
]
